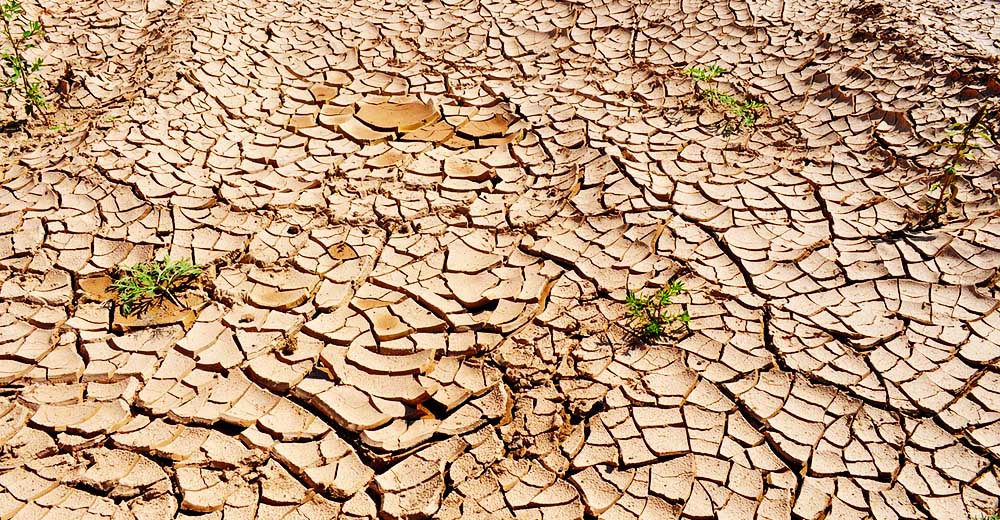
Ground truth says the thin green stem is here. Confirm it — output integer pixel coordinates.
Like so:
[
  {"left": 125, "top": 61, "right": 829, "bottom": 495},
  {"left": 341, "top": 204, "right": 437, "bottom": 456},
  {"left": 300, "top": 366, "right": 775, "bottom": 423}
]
[
  {"left": 923, "top": 102, "right": 995, "bottom": 223},
  {"left": 0, "top": 1, "right": 46, "bottom": 122}
]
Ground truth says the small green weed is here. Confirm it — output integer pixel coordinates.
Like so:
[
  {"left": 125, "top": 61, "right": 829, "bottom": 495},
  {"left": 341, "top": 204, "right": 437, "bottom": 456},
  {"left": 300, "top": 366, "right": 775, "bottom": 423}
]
[
  {"left": 683, "top": 65, "right": 727, "bottom": 83},
  {"left": 625, "top": 280, "right": 690, "bottom": 341},
  {"left": 703, "top": 89, "right": 765, "bottom": 129},
  {"left": 110, "top": 256, "right": 203, "bottom": 316},
  {"left": 922, "top": 101, "right": 997, "bottom": 223},
  {"left": 49, "top": 122, "right": 72, "bottom": 133},
  {"left": 0, "top": 0, "right": 47, "bottom": 120},
  {"left": 684, "top": 63, "right": 765, "bottom": 131}
]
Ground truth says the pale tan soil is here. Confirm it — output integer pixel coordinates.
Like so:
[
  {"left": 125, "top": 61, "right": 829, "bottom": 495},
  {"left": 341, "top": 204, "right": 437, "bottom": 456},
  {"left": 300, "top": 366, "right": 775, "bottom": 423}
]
[{"left": 2, "top": 0, "right": 1000, "bottom": 518}]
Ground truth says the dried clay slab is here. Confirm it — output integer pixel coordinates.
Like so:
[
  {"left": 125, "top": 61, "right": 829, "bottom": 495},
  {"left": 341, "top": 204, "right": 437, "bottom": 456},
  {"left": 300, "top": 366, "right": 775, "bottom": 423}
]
[{"left": 355, "top": 96, "right": 439, "bottom": 132}]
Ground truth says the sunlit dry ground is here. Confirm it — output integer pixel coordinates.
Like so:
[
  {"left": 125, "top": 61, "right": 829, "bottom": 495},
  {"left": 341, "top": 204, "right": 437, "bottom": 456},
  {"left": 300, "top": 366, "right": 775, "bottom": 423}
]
[{"left": 2, "top": 0, "right": 1000, "bottom": 517}]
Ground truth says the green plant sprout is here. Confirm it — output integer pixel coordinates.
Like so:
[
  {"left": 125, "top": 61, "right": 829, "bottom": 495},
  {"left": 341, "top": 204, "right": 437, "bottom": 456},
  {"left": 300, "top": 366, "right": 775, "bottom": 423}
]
[
  {"left": 704, "top": 90, "right": 765, "bottom": 129},
  {"left": 110, "top": 256, "right": 203, "bottom": 316},
  {"left": 625, "top": 280, "right": 690, "bottom": 341},
  {"left": 922, "top": 101, "right": 997, "bottom": 222},
  {"left": 0, "top": 0, "right": 47, "bottom": 120},
  {"left": 683, "top": 65, "right": 727, "bottom": 83},
  {"left": 684, "top": 64, "right": 764, "bottom": 131}
]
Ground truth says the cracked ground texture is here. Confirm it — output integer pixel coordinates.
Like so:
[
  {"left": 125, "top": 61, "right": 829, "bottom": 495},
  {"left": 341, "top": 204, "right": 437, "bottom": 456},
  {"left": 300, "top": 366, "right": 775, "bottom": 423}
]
[{"left": 1, "top": 0, "right": 1000, "bottom": 517}]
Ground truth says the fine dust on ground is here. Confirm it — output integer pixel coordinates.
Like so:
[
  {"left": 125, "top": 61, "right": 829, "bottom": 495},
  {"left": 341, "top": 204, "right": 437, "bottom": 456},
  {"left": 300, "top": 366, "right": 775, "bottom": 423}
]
[{"left": 2, "top": 0, "right": 1000, "bottom": 518}]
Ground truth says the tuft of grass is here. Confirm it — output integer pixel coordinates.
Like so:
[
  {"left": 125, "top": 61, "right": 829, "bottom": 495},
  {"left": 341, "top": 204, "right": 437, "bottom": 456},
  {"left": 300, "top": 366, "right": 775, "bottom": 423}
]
[
  {"left": 0, "top": 0, "right": 47, "bottom": 121},
  {"left": 110, "top": 256, "right": 203, "bottom": 316},
  {"left": 625, "top": 280, "right": 690, "bottom": 341}
]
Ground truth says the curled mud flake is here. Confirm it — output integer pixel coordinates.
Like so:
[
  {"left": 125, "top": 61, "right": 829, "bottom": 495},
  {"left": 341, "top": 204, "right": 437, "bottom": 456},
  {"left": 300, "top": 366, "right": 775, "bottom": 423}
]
[{"left": 355, "top": 97, "right": 438, "bottom": 133}]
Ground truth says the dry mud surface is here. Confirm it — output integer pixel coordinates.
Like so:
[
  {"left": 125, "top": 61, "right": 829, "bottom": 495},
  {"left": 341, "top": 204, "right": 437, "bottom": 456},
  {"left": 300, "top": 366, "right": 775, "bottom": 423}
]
[{"left": 2, "top": 0, "right": 1000, "bottom": 518}]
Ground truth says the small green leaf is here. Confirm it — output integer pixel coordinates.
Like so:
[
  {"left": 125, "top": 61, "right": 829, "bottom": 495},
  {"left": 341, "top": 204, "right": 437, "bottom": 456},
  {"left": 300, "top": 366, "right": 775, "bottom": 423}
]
[{"left": 644, "top": 322, "right": 662, "bottom": 338}]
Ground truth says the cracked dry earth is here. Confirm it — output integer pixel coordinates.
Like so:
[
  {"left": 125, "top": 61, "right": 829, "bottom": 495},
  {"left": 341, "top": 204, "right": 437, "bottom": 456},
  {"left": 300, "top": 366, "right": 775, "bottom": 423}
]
[{"left": 2, "top": 0, "right": 1000, "bottom": 518}]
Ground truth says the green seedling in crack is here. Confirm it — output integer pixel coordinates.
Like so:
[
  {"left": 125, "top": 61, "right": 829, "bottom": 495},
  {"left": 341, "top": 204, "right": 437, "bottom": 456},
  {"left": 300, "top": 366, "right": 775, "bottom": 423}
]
[
  {"left": 111, "top": 256, "right": 203, "bottom": 316},
  {"left": 625, "top": 280, "right": 690, "bottom": 341},
  {"left": 922, "top": 101, "right": 997, "bottom": 223},
  {"left": 704, "top": 89, "right": 765, "bottom": 130},
  {"left": 683, "top": 65, "right": 727, "bottom": 83},
  {"left": 0, "top": 0, "right": 47, "bottom": 121},
  {"left": 685, "top": 64, "right": 765, "bottom": 131}
]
